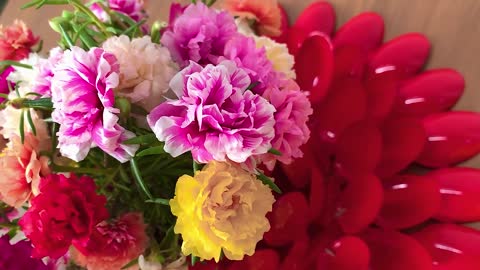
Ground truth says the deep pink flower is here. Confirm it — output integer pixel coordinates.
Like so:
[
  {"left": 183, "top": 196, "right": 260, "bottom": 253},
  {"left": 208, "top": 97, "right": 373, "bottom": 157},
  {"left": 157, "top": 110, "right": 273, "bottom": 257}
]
[
  {"left": 19, "top": 174, "right": 109, "bottom": 259},
  {"left": 161, "top": 2, "right": 238, "bottom": 67},
  {"left": 72, "top": 213, "right": 148, "bottom": 270},
  {"left": 91, "top": 0, "right": 146, "bottom": 22},
  {"left": 147, "top": 60, "right": 276, "bottom": 163},
  {"left": 0, "top": 20, "right": 39, "bottom": 61},
  {"left": 167, "top": 3, "right": 187, "bottom": 27},
  {"left": 51, "top": 46, "right": 138, "bottom": 162},
  {"left": 0, "top": 235, "right": 52, "bottom": 270},
  {"left": 32, "top": 47, "right": 63, "bottom": 97},
  {"left": 259, "top": 79, "right": 312, "bottom": 170},
  {"left": 0, "top": 66, "right": 13, "bottom": 102},
  {"left": 220, "top": 34, "right": 275, "bottom": 94}
]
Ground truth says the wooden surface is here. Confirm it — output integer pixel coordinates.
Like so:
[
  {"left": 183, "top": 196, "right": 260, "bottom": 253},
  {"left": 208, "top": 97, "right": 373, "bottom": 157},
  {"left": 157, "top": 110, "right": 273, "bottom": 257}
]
[{"left": 1, "top": 0, "right": 480, "bottom": 167}]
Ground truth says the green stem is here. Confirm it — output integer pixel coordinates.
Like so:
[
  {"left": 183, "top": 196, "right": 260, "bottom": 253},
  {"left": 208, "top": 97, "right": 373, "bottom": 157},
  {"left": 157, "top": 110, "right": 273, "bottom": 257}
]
[
  {"left": 130, "top": 158, "right": 154, "bottom": 199},
  {"left": 52, "top": 164, "right": 112, "bottom": 175},
  {"left": 69, "top": 0, "right": 110, "bottom": 37},
  {"left": 0, "top": 61, "right": 33, "bottom": 69}
]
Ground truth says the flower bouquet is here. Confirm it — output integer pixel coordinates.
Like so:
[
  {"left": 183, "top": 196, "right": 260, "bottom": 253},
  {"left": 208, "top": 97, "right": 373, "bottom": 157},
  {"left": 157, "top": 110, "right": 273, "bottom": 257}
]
[{"left": 1, "top": 0, "right": 480, "bottom": 270}]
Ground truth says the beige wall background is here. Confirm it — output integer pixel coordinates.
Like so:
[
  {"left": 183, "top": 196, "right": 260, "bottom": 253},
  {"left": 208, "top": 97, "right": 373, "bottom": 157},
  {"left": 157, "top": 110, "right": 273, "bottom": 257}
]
[{"left": 1, "top": 0, "right": 480, "bottom": 166}]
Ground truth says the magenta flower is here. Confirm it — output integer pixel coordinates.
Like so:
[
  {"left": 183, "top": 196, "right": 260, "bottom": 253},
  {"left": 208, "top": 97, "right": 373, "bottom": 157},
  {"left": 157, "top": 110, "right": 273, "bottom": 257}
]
[
  {"left": 0, "top": 235, "right": 52, "bottom": 270},
  {"left": 259, "top": 79, "right": 313, "bottom": 170},
  {"left": 91, "top": 0, "right": 146, "bottom": 23},
  {"left": 147, "top": 60, "right": 276, "bottom": 163},
  {"left": 220, "top": 34, "right": 275, "bottom": 94},
  {"left": 32, "top": 47, "right": 63, "bottom": 97},
  {"left": 0, "top": 66, "right": 13, "bottom": 102},
  {"left": 51, "top": 46, "right": 138, "bottom": 162},
  {"left": 161, "top": 2, "right": 238, "bottom": 67}
]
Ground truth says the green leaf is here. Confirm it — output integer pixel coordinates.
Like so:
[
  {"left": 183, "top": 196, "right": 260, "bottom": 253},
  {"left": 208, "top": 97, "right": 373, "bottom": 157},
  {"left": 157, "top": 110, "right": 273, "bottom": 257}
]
[
  {"left": 246, "top": 81, "right": 260, "bottom": 90},
  {"left": 121, "top": 258, "right": 138, "bottom": 269},
  {"left": 71, "top": 22, "right": 98, "bottom": 49},
  {"left": 191, "top": 255, "right": 199, "bottom": 266},
  {"left": 21, "top": 0, "right": 69, "bottom": 9},
  {"left": 136, "top": 146, "right": 165, "bottom": 157},
  {"left": 193, "top": 160, "right": 200, "bottom": 173},
  {"left": 123, "top": 133, "right": 157, "bottom": 145},
  {"left": 268, "top": 148, "right": 282, "bottom": 156},
  {"left": 26, "top": 110, "right": 37, "bottom": 136},
  {"left": 257, "top": 173, "right": 282, "bottom": 194},
  {"left": 58, "top": 23, "right": 75, "bottom": 48},
  {"left": 22, "top": 98, "right": 54, "bottom": 110},
  {"left": 130, "top": 158, "right": 154, "bottom": 199},
  {"left": 19, "top": 110, "right": 25, "bottom": 144},
  {"left": 121, "top": 19, "right": 147, "bottom": 37},
  {"left": 145, "top": 198, "right": 170, "bottom": 206},
  {"left": 0, "top": 61, "right": 33, "bottom": 70},
  {"left": 69, "top": 0, "right": 110, "bottom": 36}
]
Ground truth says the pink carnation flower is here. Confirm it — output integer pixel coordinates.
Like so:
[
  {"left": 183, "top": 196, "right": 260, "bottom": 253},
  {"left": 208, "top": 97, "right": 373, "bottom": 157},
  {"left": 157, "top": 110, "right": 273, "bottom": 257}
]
[
  {"left": 32, "top": 47, "right": 63, "bottom": 97},
  {"left": 161, "top": 2, "right": 238, "bottom": 67},
  {"left": 0, "top": 66, "right": 13, "bottom": 102},
  {"left": 220, "top": 34, "right": 274, "bottom": 94},
  {"left": 72, "top": 213, "right": 148, "bottom": 270},
  {"left": 259, "top": 80, "right": 313, "bottom": 170},
  {"left": 147, "top": 61, "right": 276, "bottom": 163},
  {"left": 0, "top": 133, "right": 50, "bottom": 207},
  {"left": 92, "top": 0, "right": 146, "bottom": 22},
  {"left": 51, "top": 46, "right": 138, "bottom": 162},
  {"left": 19, "top": 174, "right": 109, "bottom": 259}
]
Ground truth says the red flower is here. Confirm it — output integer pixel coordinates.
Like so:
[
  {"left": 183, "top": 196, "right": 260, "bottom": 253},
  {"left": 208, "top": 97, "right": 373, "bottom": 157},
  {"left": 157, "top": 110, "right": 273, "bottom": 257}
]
[
  {"left": 0, "top": 20, "right": 39, "bottom": 61},
  {"left": 19, "top": 174, "right": 109, "bottom": 259},
  {"left": 72, "top": 213, "right": 148, "bottom": 270},
  {"left": 189, "top": 1, "right": 480, "bottom": 269}
]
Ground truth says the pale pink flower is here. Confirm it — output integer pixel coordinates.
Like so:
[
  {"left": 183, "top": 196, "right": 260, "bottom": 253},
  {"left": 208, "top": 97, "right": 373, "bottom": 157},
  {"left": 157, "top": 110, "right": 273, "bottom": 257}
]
[
  {"left": 147, "top": 60, "right": 276, "bottom": 163},
  {"left": 259, "top": 79, "right": 313, "bottom": 170},
  {"left": 7, "top": 53, "right": 43, "bottom": 97},
  {"left": 72, "top": 213, "right": 148, "bottom": 270},
  {"left": 102, "top": 35, "right": 178, "bottom": 111},
  {"left": 51, "top": 46, "right": 138, "bottom": 162},
  {"left": 0, "top": 106, "right": 50, "bottom": 145},
  {"left": 0, "top": 133, "right": 50, "bottom": 207},
  {"left": 32, "top": 47, "right": 64, "bottom": 97}
]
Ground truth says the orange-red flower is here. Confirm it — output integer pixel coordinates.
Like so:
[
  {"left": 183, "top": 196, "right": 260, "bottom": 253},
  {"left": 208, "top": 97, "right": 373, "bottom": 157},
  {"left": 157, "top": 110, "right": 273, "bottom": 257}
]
[
  {"left": 0, "top": 20, "right": 39, "bottom": 61},
  {"left": 223, "top": 0, "right": 282, "bottom": 37}
]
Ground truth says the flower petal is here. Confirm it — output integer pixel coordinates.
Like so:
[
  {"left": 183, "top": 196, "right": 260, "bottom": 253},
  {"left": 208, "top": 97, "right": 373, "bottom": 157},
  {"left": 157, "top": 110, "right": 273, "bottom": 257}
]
[
  {"left": 417, "top": 112, "right": 480, "bottom": 167},
  {"left": 333, "top": 12, "right": 384, "bottom": 52}
]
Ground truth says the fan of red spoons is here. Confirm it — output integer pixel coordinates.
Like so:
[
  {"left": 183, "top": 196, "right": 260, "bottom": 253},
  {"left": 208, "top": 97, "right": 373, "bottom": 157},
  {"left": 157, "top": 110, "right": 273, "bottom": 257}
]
[{"left": 191, "top": 1, "right": 480, "bottom": 270}]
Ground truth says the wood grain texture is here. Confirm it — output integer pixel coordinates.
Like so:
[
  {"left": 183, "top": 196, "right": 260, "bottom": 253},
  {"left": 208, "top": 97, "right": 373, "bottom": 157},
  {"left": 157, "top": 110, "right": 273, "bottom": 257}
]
[{"left": 1, "top": 0, "right": 480, "bottom": 165}]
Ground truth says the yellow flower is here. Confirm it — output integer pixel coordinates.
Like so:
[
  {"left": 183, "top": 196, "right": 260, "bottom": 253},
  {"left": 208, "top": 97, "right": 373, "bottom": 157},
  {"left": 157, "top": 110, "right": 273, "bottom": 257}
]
[
  {"left": 170, "top": 161, "right": 275, "bottom": 262},
  {"left": 254, "top": 36, "right": 296, "bottom": 79}
]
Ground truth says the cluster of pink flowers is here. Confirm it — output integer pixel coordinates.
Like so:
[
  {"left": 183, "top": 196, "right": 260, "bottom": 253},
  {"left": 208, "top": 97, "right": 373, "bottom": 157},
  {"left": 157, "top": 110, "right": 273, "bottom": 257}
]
[{"left": 151, "top": 2, "right": 312, "bottom": 167}]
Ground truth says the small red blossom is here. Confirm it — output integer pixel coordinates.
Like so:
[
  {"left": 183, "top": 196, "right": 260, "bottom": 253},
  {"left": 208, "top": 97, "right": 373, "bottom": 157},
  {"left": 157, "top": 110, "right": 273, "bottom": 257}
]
[
  {"left": 72, "top": 212, "right": 148, "bottom": 270},
  {"left": 19, "top": 174, "right": 109, "bottom": 259},
  {"left": 0, "top": 20, "right": 39, "bottom": 61}
]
